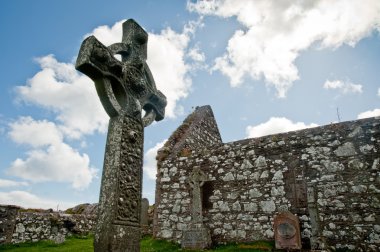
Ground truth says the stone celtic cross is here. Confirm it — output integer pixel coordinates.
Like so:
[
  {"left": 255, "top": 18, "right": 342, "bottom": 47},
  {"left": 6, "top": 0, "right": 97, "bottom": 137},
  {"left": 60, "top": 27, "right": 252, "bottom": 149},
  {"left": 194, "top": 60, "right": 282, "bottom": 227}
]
[
  {"left": 189, "top": 167, "right": 207, "bottom": 224},
  {"left": 76, "top": 19, "right": 166, "bottom": 252},
  {"left": 182, "top": 167, "right": 211, "bottom": 249}
]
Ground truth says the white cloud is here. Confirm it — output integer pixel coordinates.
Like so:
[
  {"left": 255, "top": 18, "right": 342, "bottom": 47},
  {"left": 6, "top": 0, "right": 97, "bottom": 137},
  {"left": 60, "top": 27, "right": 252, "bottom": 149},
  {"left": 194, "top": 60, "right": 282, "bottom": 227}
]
[
  {"left": 187, "top": 45, "right": 207, "bottom": 71},
  {"left": 8, "top": 144, "right": 96, "bottom": 190},
  {"left": 7, "top": 117, "right": 97, "bottom": 190},
  {"left": 8, "top": 116, "right": 63, "bottom": 147},
  {"left": 0, "top": 191, "right": 76, "bottom": 210},
  {"left": 85, "top": 20, "right": 124, "bottom": 47},
  {"left": 357, "top": 108, "right": 380, "bottom": 119},
  {"left": 16, "top": 55, "right": 108, "bottom": 139},
  {"left": 143, "top": 139, "right": 167, "bottom": 180},
  {"left": 0, "top": 179, "right": 28, "bottom": 188},
  {"left": 323, "top": 79, "right": 363, "bottom": 94},
  {"left": 187, "top": 45, "right": 206, "bottom": 62},
  {"left": 188, "top": 0, "right": 380, "bottom": 97},
  {"left": 148, "top": 28, "right": 192, "bottom": 118},
  {"left": 246, "top": 117, "right": 318, "bottom": 138},
  {"left": 89, "top": 19, "right": 203, "bottom": 118}
]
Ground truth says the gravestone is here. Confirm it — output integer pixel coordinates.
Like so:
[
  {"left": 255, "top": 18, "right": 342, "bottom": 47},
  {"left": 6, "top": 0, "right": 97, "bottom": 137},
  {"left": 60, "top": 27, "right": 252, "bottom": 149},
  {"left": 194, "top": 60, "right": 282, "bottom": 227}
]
[
  {"left": 141, "top": 198, "right": 149, "bottom": 226},
  {"left": 140, "top": 198, "right": 150, "bottom": 236},
  {"left": 274, "top": 210, "right": 302, "bottom": 250},
  {"left": 181, "top": 167, "right": 211, "bottom": 249},
  {"left": 76, "top": 19, "right": 166, "bottom": 252}
]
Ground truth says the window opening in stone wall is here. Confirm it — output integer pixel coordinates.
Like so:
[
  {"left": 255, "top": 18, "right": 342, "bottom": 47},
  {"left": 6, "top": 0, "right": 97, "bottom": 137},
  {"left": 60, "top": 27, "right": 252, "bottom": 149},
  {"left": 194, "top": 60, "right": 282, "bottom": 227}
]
[{"left": 202, "top": 181, "right": 213, "bottom": 210}]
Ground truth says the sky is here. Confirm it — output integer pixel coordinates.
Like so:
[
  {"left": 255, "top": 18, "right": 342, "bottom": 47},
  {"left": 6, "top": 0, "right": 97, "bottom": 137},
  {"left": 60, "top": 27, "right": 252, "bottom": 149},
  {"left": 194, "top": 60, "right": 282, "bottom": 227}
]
[{"left": 0, "top": 0, "right": 379, "bottom": 210}]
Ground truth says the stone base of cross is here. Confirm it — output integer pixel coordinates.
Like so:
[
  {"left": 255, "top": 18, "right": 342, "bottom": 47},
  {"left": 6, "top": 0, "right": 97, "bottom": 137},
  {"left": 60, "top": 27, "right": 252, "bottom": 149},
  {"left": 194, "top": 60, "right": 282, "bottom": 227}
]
[{"left": 182, "top": 224, "right": 212, "bottom": 250}]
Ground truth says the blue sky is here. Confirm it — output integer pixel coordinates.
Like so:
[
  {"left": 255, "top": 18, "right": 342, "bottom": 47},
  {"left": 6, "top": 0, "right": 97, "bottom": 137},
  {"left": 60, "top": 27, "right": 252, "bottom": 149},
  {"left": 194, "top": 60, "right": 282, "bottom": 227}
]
[{"left": 1, "top": 0, "right": 379, "bottom": 210}]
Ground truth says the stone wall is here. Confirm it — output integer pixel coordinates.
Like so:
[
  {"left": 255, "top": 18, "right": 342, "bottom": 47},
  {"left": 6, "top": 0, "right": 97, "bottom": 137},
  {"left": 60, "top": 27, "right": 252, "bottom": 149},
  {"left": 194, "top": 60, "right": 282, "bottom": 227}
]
[
  {"left": 0, "top": 205, "right": 95, "bottom": 244},
  {"left": 153, "top": 105, "right": 380, "bottom": 251},
  {"left": 153, "top": 105, "right": 222, "bottom": 234},
  {"left": 0, "top": 202, "right": 154, "bottom": 245},
  {"left": 13, "top": 212, "right": 96, "bottom": 244}
]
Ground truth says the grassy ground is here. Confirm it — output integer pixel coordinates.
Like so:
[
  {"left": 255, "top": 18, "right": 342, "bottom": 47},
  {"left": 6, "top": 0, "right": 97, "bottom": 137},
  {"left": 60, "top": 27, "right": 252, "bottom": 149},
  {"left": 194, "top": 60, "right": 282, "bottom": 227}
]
[
  {"left": 0, "top": 235, "right": 93, "bottom": 252},
  {"left": 0, "top": 235, "right": 274, "bottom": 252}
]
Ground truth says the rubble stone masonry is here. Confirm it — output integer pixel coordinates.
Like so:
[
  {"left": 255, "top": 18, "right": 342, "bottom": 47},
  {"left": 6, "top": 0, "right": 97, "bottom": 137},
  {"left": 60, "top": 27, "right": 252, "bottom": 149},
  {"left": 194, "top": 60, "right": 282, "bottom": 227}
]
[
  {"left": 0, "top": 205, "right": 95, "bottom": 244},
  {"left": 154, "top": 105, "right": 380, "bottom": 251}
]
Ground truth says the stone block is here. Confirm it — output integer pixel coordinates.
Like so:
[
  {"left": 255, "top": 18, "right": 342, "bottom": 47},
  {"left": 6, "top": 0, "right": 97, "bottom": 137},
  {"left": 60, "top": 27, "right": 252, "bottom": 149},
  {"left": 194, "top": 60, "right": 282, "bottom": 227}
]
[{"left": 181, "top": 224, "right": 211, "bottom": 250}]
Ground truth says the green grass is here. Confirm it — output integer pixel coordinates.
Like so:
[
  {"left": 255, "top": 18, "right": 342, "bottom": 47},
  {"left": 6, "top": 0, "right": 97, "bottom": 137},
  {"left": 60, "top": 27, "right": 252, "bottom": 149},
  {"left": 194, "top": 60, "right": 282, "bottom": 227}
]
[
  {"left": 212, "top": 240, "right": 274, "bottom": 252},
  {"left": 0, "top": 235, "right": 93, "bottom": 252},
  {"left": 141, "top": 236, "right": 181, "bottom": 251},
  {"left": 0, "top": 235, "right": 274, "bottom": 252}
]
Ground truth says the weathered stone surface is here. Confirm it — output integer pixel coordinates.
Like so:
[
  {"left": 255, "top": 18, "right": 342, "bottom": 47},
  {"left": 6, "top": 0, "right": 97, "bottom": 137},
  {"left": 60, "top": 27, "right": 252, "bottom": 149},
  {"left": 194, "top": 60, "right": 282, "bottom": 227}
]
[
  {"left": 65, "top": 203, "right": 98, "bottom": 215},
  {"left": 254, "top": 156, "right": 267, "bottom": 168},
  {"left": 249, "top": 188, "right": 262, "bottom": 198},
  {"left": 240, "top": 159, "right": 253, "bottom": 169},
  {"left": 260, "top": 200, "right": 276, "bottom": 213},
  {"left": 222, "top": 172, "right": 235, "bottom": 181},
  {"left": 334, "top": 142, "right": 357, "bottom": 156},
  {"left": 243, "top": 202, "right": 258, "bottom": 212},
  {"left": 76, "top": 19, "right": 166, "bottom": 252},
  {"left": 272, "top": 170, "right": 283, "bottom": 181}
]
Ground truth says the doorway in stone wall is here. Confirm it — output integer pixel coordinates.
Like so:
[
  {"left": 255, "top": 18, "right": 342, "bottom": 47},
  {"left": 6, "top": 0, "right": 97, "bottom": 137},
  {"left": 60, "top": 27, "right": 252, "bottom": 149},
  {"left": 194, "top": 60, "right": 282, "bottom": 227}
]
[{"left": 284, "top": 168, "right": 307, "bottom": 212}]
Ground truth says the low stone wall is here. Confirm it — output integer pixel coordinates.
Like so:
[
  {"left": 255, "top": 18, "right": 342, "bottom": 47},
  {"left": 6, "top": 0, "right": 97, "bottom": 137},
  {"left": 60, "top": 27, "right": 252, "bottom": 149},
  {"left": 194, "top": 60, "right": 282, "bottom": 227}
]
[
  {"left": 0, "top": 205, "right": 96, "bottom": 244},
  {"left": 12, "top": 212, "right": 96, "bottom": 244},
  {"left": 0, "top": 203, "right": 154, "bottom": 245}
]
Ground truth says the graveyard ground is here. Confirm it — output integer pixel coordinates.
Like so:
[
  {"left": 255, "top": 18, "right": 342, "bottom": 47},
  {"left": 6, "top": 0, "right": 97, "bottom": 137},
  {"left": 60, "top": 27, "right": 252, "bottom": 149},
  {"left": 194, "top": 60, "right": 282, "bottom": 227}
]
[{"left": 0, "top": 235, "right": 275, "bottom": 251}]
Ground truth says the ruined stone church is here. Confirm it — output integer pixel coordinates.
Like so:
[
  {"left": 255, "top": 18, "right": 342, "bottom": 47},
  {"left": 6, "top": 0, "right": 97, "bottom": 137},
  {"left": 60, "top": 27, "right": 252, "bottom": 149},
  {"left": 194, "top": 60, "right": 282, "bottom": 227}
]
[{"left": 153, "top": 105, "right": 380, "bottom": 251}]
